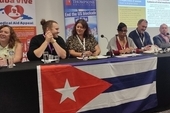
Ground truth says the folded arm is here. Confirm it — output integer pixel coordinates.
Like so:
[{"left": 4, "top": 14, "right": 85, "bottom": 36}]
[
  {"left": 153, "top": 37, "right": 170, "bottom": 48},
  {"left": 92, "top": 44, "right": 101, "bottom": 56}
]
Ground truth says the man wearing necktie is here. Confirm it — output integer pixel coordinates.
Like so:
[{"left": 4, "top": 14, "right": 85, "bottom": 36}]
[
  {"left": 153, "top": 24, "right": 170, "bottom": 48},
  {"left": 128, "top": 19, "right": 152, "bottom": 51}
]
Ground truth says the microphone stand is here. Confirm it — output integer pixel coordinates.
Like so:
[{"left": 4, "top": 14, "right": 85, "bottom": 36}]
[{"left": 101, "top": 35, "right": 113, "bottom": 57}]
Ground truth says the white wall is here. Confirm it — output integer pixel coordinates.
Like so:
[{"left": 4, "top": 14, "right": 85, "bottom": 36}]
[
  {"left": 35, "top": 0, "right": 65, "bottom": 36},
  {"left": 35, "top": 0, "right": 159, "bottom": 55}
]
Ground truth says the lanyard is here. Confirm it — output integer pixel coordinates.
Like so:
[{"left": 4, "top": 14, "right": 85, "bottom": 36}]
[
  {"left": 76, "top": 35, "right": 85, "bottom": 51},
  {"left": 136, "top": 30, "right": 145, "bottom": 46},
  {"left": 117, "top": 36, "right": 126, "bottom": 50},
  {"left": 43, "top": 35, "right": 54, "bottom": 54},
  {"left": 48, "top": 44, "right": 54, "bottom": 54}
]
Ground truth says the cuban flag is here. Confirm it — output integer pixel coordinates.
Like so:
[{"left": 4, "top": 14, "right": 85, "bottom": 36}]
[{"left": 37, "top": 56, "right": 157, "bottom": 113}]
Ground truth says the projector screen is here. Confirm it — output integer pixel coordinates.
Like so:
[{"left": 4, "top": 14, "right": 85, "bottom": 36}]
[{"left": 118, "top": 0, "right": 170, "bottom": 27}]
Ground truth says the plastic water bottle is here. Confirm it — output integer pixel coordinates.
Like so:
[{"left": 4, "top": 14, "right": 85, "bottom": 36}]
[
  {"left": 82, "top": 52, "right": 88, "bottom": 61},
  {"left": 7, "top": 49, "right": 14, "bottom": 68}
]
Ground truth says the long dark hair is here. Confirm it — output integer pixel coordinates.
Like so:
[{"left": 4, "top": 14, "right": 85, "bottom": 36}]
[
  {"left": 72, "top": 19, "right": 91, "bottom": 38},
  {"left": 0, "top": 25, "right": 20, "bottom": 48}
]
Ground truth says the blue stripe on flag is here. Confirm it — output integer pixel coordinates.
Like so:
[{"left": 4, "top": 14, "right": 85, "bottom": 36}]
[
  {"left": 103, "top": 70, "right": 156, "bottom": 93},
  {"left": 80, "top": 94, "right": 157, "bottom": 113},
  {"left": 69, "top": 55, "right": 152, "bottom": 66}
]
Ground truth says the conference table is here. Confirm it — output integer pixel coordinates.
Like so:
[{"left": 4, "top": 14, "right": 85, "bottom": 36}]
[{"left": 0, "top": 53, "right": 170, "bottom": 113}]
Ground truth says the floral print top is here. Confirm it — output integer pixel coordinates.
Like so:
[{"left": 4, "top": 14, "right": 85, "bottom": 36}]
[{"left": 66, "top": 35, "right": 98, "bottom": 53}]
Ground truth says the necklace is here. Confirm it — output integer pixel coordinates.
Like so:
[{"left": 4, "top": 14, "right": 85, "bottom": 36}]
[
  {"left": 76, "top": 35, "right": 85, "bottom": 51},
  {"left": 117, "top": 36, "right": 127, "bottom": 50}
]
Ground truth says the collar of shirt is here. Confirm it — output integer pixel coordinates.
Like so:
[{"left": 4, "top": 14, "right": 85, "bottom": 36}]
[
  {"left": 160, "top": 34, "right": 169, "bottom": 43},
  {"left": 0, "top": 44, "right": 9, "bottom": 50}
]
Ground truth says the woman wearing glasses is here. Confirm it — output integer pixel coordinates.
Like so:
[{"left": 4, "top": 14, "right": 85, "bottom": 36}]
[{"left": 107, "top": 22, "right": 137, "bottom": 55}]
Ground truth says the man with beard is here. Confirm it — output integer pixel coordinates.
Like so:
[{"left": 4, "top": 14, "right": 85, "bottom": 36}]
[
  {"left": 153, "top": 24, "right": 170, "bottom": 48},
  {"left": 128, "top": 19, "right": 152, "bottom": 51},
  {"left": 27, "top": 19, "right": 67, "bottom": 61}
]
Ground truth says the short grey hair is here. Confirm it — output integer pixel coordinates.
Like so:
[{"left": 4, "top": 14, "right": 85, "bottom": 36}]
[{"left": 137, "top": 19, "right": 148, "bottom": 25}]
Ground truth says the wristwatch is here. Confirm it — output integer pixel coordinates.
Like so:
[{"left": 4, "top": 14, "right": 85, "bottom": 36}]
[{"left": 51, "top": 39, "right": 56, "bottom": 44}]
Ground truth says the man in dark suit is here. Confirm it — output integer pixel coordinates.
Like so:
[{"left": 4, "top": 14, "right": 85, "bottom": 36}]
[
  {"left": 128, "top": 19, "right": 152, "bottom": 50},
  {"left": 153, "top": 24, "right": 170, "bottom": 48}
]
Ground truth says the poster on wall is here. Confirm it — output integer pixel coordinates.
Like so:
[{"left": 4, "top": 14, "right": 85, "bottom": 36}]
[
  {"left": 118, "top": 0, "right": 146, "bottom": 28},
  {"left": 0, "top": 0, "right": 36, "bottom": 62},
  {"left": 63, "top": 0, "right": 98, "bottom": 41},
  {"left": 118, "top": 0, "right": 170, "bottom": 27}
]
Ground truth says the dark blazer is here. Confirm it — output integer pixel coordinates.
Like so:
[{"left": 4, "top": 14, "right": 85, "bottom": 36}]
[
  {"left": 153, "top": 34, "right": 170, "bottom": 48},
  {"left": 128, "top": 30, "right": 152, "bottom": 49}
]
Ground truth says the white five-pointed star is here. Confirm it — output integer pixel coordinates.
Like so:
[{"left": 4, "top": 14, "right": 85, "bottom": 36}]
[{"left": 55, "top": 79, "right": 79, "bottom": 104}]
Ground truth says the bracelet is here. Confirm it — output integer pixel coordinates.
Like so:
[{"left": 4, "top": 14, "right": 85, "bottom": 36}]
[{"left": 51, "top": 39, "right": 56, "bottom": 44}]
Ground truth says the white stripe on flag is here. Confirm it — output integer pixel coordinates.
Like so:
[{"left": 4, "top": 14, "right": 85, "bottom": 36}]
[
  {"left": 75, "top": 57, "right": 157, "bottom": 79},
  {"left": 78, "top": 81, "right": 156, "bottom": 112},
  {"left": 37, "top": 66, "right": 43, "bottom": 113}
]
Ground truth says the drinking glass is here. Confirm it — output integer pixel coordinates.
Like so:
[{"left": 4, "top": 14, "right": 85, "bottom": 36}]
[
  {"left": 82, "top": 52, "right": 88, "bottom": 61},
  {"left": 49, "top": 54, "right": 53, "bottom": 60},
  {"left": 54, "top": 55, "right": 60, "bottom": 63},
  {"left": 7, "top": 56, "right": 14, "bottom": 68},
  {"left": 154, "top": 48, "right": 158, "bottom": 55},
  {"left": 43, "top": 51, "right": 49, "bottom": 64},
  {"left": 7, "top": 49, "right": 15, "bottom": 68},
  {"left": 131, "top": 49, "right": 136, "bottom": 57}
]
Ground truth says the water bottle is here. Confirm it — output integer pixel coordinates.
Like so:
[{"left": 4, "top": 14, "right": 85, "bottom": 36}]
[
  {"left": 154, "top": 48, "right": 158, "bottom": 55},
  {"left": 82, "top": 52, "right": 88, "bottom": 61},
  {"left": 7, "top": 49, "right": 14, "bottom": 68}
]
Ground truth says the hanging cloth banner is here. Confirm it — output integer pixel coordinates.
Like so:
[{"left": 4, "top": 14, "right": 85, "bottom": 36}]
[
  {"left": 63, "top": 0, "right": 98, "bottom": 41},
  {"left": 0, "top": 1, "right": 36, "bottom": 62}
]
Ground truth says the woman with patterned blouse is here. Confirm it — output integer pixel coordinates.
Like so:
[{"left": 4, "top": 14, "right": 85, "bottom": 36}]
[{"left": 66, "top": 19, "right": 101, "bottom": 58}]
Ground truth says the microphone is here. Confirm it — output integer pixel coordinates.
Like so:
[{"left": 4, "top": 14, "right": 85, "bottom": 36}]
[
  {"left": 101, "top": 34, "right": 113, "bottom": 57},
  {"left": 166, "top": 33, "right": 170, "bottom": 39},
  {"left": 101, "top": 34, "right": 109, "bottom": 42},
  {"left": 101, "top": 34, "right": 104, "bottom": 38}
]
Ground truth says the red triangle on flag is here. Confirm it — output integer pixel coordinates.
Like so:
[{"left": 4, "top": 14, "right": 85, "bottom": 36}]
[{"left": 38, "top": 65, "right": 112, "bottom": 113}]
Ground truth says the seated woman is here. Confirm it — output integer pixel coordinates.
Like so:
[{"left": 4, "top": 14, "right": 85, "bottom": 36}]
[
  {"left": 66, "top": 19, "right": 101, "bottom": 58},
  {"left": 0, "top": 25, "right": 22, "bottom": 65},
  {"left": 27, "top": 19, "right": 67, "bottom": 61},
  {"left": 107, "top": 22, "right": 138, "bottom": 55}
]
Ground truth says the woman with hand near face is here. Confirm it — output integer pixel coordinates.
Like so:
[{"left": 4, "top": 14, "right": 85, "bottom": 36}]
[
  {"left": 66, "top": 19, "right": 101, "bottom": 58},
  {"left": 0, "top": 25, "right": 22, "bottom": 64},
  {"left": 27, "top": 19, "right": 67, "bottom": 61},
  {"left": 107, "top": 22, "right": 137, "bottom": 55}
]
